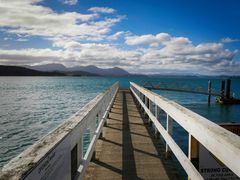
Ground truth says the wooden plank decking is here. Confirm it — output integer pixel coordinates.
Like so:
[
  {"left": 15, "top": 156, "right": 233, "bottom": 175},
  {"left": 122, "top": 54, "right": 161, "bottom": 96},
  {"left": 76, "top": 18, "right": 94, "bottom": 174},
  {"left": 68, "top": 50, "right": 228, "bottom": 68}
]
[{"left": 85, "top": 90, "right": 179, "bottom": 180}]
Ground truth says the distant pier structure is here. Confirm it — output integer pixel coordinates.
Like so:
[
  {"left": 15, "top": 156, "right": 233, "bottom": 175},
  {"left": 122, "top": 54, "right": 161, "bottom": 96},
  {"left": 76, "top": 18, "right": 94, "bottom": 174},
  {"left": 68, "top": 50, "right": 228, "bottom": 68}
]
[
  {"left": 143, "top": 79, "right": 240, "bottom": 104},
  {"left": 217, "top": 79, "right": 240, "bottom": 104}
]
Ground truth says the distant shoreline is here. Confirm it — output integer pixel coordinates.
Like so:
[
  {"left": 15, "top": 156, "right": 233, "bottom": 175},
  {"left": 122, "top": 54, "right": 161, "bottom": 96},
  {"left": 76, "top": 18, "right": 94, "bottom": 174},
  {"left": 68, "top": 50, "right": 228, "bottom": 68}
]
[{"left": 0, "top": 65, "right": 239, "bottom": 78}]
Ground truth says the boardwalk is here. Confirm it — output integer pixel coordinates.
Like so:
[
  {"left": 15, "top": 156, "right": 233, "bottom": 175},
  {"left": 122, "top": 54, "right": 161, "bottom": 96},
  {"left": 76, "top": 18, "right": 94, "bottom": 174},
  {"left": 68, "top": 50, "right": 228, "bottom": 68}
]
[{"left": 85, "top": 90, "right": 179, "bottom": 180}]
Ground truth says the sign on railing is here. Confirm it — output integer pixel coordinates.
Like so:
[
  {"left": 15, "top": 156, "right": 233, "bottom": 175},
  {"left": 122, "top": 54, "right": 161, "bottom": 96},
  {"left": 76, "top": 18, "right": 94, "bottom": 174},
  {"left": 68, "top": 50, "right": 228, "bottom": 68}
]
[{"left": 199, "top": 124, "right": 240, "bottom": 180}]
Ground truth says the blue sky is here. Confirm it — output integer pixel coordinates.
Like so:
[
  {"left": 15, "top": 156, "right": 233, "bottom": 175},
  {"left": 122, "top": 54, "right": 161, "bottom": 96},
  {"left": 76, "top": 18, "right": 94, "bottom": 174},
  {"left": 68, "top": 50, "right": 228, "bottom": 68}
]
[{"left": 0, "top": 0, "right": 240, "bottom": 75}]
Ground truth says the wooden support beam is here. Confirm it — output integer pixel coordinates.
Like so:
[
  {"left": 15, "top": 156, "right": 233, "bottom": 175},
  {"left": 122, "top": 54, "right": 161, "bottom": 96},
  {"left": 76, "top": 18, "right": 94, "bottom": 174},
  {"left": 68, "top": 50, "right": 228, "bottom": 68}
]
[
  {"left": 148, "top": 99, "right": 153, "bottom": 126},
  {"left": 166, "top": 114, "right": 173, "bottom": 158},
  {"left": 155, "top": 105, "right": 160, "bottom": 139},
  {"left": 226, "top": 79, "right": 231, "bottom": 99},
  {"left": 188, "top": 135, "right": 199, "bottom": 180},
  {"left": 221, "top": 80, "right": 225, "bottom": 98},
  {"left": 91, "top": 151, "right": 96, "bottom": 161},
  {"left": 208, "top": 80, "right": 212, "bottom": 104},
  {"left": 144, "top": 96, "right": 148, "bottom": 124}
]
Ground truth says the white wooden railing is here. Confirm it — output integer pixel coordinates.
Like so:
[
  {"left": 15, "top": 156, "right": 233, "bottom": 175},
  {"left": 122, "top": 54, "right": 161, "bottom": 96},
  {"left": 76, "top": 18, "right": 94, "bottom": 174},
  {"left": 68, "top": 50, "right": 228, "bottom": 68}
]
[
  {"left": 0, "top": 83, "right": 119, "bottom": 180},
  {"left": 130, "top": 82, "right": 240, "bottom": 180}
]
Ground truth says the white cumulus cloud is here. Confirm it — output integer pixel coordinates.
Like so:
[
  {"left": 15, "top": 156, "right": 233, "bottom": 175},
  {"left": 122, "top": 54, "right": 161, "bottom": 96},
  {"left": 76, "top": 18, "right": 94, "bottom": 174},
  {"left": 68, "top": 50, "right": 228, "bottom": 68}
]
[
  {"left": 88, "top": 7, "right": 115, "bottom": 14},
  {"left": 125, "top": 33, "right": 171, "bottom": 46},
  {"left": 221, "top": 37, "right": 240, "bottom": 43},
  {"left": 63, "top": 0, "right": 78, "bottom": 5},
  {"left": 0, "top": 0, "right": 121, "bottom": 40},
  {"left": 107, "top": 31, "right": 124, "bottom": 40}
]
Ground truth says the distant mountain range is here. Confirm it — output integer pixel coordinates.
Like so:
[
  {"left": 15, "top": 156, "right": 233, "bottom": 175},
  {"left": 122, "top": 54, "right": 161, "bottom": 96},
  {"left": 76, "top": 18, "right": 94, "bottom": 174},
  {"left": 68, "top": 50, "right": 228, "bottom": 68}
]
[
  {"left": 24, "top": 63, "right": 130, "bottom": 76},
  {"left": 1, "top": 64, "right": 238, "bottom": 77},
  {"left": 0, "top": 64, "right": 130, "bottom": 76},
  {"left": 0, "top": 65, "right": 65, "bottom": 76}
]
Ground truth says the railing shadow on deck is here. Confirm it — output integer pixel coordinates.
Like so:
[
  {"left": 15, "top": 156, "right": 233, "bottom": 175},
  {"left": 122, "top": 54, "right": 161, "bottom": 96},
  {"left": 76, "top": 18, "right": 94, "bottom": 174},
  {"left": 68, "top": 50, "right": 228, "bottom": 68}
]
[
  {"left": 93, "top": 90, "right": 180, "bottom": 180},
  {"left": 91, "top": 159, "right": 122, "bottom": 175},
  {"left": 130, "top": 92, "right": 183, "bottom": 180},
  {"left": 122, "top": 90, "right": 139, "bottom": 179}
]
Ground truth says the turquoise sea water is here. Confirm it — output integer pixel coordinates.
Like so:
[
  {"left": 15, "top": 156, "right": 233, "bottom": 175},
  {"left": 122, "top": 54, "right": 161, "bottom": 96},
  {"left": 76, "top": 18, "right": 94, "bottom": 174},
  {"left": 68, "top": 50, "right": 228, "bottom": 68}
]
[{"left": 0, "top": 76, "right": 239, "bottom": 168}]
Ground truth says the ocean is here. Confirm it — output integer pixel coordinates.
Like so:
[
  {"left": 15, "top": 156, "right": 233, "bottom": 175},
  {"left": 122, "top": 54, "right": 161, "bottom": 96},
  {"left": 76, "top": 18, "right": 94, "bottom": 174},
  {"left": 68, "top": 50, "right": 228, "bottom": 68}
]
[{"left": 0, "top": 76, "right": 240, "bottom": 168}]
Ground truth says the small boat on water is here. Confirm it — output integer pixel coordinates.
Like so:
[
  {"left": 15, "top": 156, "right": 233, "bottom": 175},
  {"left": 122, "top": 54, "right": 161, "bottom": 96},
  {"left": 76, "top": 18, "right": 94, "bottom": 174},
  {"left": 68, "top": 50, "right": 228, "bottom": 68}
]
[{"left": 216, "top": 96, "right": 240, "bottom": 105}]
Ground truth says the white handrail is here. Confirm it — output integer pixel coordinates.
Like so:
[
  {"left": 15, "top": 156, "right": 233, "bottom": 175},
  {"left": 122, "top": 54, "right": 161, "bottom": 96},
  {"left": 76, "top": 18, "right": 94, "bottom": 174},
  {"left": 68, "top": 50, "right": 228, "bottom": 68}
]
[
  {"left": 130, "top": 82, "right": 240, "bottom": 179},
  {"left": 77, "top": 83, "right": 117, "bottom": 179},
  {"left": 0, "top": 83, "right": 119, "bottom": 180}
]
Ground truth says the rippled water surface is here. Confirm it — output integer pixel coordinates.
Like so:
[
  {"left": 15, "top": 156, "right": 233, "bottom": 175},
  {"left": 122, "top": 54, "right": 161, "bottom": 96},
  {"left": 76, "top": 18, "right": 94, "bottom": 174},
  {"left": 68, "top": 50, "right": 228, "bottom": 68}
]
[
  {"left": 0, "top": 76, "right": 116, "bottom": 166},
  {"left": 0, "top": 76, "right": 240, "bottom": 168}
]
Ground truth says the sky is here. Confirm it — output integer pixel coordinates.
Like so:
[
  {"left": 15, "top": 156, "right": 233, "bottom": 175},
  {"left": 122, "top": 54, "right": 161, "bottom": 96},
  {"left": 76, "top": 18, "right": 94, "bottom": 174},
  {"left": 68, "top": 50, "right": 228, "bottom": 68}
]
[{"left": 0, "top": 0, "right": 240, "bottom": 75}]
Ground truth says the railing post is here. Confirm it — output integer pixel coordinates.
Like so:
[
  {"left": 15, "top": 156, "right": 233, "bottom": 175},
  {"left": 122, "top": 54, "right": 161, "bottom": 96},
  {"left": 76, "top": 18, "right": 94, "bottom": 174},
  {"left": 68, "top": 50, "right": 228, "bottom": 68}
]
[
  {"left": 220, "top": 80, "right": 225, "bottom": 98},
  {"left": 136, "top": 91, "right": 141, "bottom": 108},
  {"left": 140, "top": 94, "right": 144, "bottom": 113},
  {"left": 148, "top": 99, "right": 152, "bottom": 127},
  {"left": 79, "top": 130, "right": 85, "bottom": 178},
  {"left": 104, "top": 98, "right": 108, "bottom": 127},
  {"left": 208, "top": 80, "right": 212, "bottom": 104},
  {"left": 139, "top": 92, "right": 142, "bottom": 107},
  {"left": 91, "top": 150, "right": 96, "bottom": 161},
  {"left": 99, "top": 131, "right": 103, "bottom": 139},
  {"left": 79, "top": 132, "right": 84, "bottom": 164},
  {"left": 188, "top": 135, "right": 199, "bottom": 180},
  {"left": 166, "top": 114, "right": 173, "bottom": 158},
  {"left": 97, "top": 112, "right": 102, "bottom": 139},
  {"left": 144, "top": 96, "right": 148, "bottom": 124},
  {"left": 226, "top": 79, "right": 231, "bottom": 99},
  {"left": 154, "top": 104, "right": 160, "bottom": 139},
  {"left": 90, "top": 115, "right": 96, "bottom": 160},
  {"left": 99, "top": 112, "right": 104, "bottom": 139}
]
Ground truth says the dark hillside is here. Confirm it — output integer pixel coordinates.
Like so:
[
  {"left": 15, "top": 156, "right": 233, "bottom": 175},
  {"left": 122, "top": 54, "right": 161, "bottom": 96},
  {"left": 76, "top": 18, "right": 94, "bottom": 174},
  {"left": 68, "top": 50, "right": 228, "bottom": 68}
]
[{"left": 0, "top": 65, "right": 65, "bottom": 76}]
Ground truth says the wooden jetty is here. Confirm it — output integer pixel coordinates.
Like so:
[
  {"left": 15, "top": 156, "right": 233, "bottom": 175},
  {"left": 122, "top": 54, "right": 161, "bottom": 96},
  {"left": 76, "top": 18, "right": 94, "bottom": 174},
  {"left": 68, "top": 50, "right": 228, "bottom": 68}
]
[
  {"left": 85, "top": 90, "right": 179, "bottom": 179},
  {"left": 0, "top": 82, "right": 240, "bottom": 180}
]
